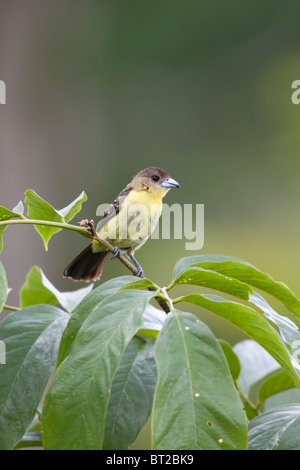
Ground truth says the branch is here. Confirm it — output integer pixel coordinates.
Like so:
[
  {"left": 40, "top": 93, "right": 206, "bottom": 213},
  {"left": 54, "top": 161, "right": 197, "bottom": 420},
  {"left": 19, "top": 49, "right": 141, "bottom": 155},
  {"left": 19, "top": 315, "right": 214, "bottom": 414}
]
[
  {"left": 0, "top": 218, "right": 90, "bottom": 238},
  {"left": 82, "top": 219, "right": 138, "bottom": 275},
  {"left": 0, "top": 217, "right": 172, "bottom": 314}
]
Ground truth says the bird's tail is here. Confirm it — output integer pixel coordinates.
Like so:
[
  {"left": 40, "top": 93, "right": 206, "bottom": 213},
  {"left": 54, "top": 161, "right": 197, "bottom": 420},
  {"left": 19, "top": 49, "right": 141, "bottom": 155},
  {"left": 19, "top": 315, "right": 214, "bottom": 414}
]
[{"left": 63, "top": 244, "right": 109, "bottom": 282}]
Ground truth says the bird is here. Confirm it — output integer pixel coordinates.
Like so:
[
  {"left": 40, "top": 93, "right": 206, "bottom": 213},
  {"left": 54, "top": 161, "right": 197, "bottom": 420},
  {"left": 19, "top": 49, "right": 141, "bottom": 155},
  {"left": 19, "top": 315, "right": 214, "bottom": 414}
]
[{"left": 63, "top": 167, "right": 180, "bottom": 282}]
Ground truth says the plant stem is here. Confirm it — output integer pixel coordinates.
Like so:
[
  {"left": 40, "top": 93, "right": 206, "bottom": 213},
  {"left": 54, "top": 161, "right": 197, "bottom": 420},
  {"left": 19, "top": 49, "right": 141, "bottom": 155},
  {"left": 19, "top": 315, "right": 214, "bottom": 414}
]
[
  {"left": 165, "top": 281, "right": 176, "bottom": 291},
  {"left": 235, "top": 382, "right": 259, "bottom": 416},
  {"left": 172, "top": 296, "right": 184, "bottom": 304},
  {"left": 3, "top": 304, "right": 20, "bottom": 311},
  {"left": 0, "top": 218, "right": 91, "bottom": 237}
]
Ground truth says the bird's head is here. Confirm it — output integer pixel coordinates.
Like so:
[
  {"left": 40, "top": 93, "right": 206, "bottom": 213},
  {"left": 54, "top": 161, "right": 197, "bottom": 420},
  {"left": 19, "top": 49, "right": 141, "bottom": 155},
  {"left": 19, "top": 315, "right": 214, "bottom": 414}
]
[{"left": 132, "top": 167, "right": 180, "bottom": 196}]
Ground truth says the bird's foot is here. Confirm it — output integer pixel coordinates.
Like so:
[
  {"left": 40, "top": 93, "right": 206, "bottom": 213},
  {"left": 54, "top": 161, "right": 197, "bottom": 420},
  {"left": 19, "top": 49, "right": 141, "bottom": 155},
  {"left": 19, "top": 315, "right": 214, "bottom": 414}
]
[
  {"left": 111, "top": 247, "right": 121, "bottom": 260},
  {"left": 129, "top": 255, "right": 144, "bottom": 278},
  {"left": 135, "top": 267, "right": 144, "bottom": 278}
]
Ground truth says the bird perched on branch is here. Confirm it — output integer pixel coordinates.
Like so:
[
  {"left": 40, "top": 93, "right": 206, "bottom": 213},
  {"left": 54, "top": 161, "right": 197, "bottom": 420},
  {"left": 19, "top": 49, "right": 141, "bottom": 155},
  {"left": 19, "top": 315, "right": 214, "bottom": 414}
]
[{"left": 63, "top": 167, "right": 180, "bottom": 282}]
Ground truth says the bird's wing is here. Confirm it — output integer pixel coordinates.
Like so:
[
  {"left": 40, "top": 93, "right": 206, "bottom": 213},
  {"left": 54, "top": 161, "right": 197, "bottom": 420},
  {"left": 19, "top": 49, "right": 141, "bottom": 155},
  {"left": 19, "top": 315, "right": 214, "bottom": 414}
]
[{"left": 96, "top": 184, "right": 133, "bottom": 232}]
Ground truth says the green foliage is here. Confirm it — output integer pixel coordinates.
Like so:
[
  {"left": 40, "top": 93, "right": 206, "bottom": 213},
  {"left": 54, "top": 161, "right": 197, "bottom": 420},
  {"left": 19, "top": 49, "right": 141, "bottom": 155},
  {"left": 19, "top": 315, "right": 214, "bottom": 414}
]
[
  {"left": 24, "top": 189, "right": 87, "bottom": 250},
  {"left": 0, "top": 261, "right": 8, "bottom": 313},
  {"left": 248, "top": 404, "right": 300, "bottom": 450},
  {"left": 0, "top": 304, "right": 69, "bottom": 450},
  {"left": 103, "top": 336, "right": 157, "bottom": 450},
  {"left": 42, "top": 289, "right": 157, "bottom": 450},
  {"left": 0, "top": 201, "right": 24, "bottom": 252},
  {"left": 152, "top": 310, "right": 247, "bottom": 450},
  {"left": 20, "top": 265, "right": 93, "bottom": 312},
  {"left": 1, "top": 190, "right": 300, "bottom": 450}
]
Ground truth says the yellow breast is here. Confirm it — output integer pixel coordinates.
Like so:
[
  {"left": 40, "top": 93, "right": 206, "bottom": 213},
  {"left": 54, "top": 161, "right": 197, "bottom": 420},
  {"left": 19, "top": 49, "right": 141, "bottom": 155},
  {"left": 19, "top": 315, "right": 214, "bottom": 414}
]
[{"left": 97, "top": 189, "right": 163, "bottom": 249}]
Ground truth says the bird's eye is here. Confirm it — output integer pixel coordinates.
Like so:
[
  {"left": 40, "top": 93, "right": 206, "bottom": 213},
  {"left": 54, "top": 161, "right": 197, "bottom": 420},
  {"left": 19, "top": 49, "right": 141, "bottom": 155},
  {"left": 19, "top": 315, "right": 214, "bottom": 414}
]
[{"left": 152, "top": 175, "right": 159, "bottom": 182}]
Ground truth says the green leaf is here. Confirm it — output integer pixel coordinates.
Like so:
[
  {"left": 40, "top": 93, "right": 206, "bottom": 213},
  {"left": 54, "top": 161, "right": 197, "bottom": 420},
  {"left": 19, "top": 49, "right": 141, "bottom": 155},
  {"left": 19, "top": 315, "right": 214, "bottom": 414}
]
[
  {"left": 172, "top": 254, "right": 251, "bottom": 280},
  {"left": 218, "top": 340, "right": 241, "bottom": 382},
  {"left": 177, "top": 295, "right": 300, "bottom": 388},
  {"left": 24, "top": 190, "right": 87, "bottom": 250},
  {"left": 0, "top": 261, "right": 8, "bottom": 313},
  {"left": 248, "top": 404, "right": 300, "bottom": 450},
  {"left": 264, "top": 388, "right": 300, "bottom": 410},
  {"left": 20, "top": 266, "right": 93, "bottom": 312},
  {"left": 103, "top": 336, "right": 157, "bottom": 449},
  {"left": 57, "top": 276, "right": 144, "bottom": 366},
  {"left": 20, "top": 266, "right": 59, "bottom": 308},
  {"left": 249, "top": 291, "right": 300, "bottom": 349},
  {"left": 233, "top": 340, "right": 280, "bottom": 397},
  {"left": 257, "top": 370, "right": 295, "bottom": 406},
  {"left": 42, "top": 289, "right": 157, "bottom": 450},
  {"left": 0, "top": 202, "right": 24, "bottom": 222},
  {"left": 173, "top": 255, "right": 300, "bottom": 320},
  {"left": 171, "top": 267, "right": 252, "bottom": 300},
  {"left": 0, "top": 202, "right": 24, "bottom": 253},
  {"left": 152, "top": 309, "right": 248, "bottom": 450},
  {"left": 118, "top": 278, "right": 158, "bottom": 291},
  {"left": 59, "top": 192, "right": 88, "bottom": 223},
  {"left": 0, "top": 305, "right": 69, "bottom": 450}
]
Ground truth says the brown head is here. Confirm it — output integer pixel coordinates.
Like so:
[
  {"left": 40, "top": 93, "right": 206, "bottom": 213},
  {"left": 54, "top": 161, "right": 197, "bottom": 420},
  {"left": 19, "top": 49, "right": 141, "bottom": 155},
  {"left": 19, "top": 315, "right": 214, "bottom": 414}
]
[{"left": 131, "top": 167, "right": 180, "bottom": 195}]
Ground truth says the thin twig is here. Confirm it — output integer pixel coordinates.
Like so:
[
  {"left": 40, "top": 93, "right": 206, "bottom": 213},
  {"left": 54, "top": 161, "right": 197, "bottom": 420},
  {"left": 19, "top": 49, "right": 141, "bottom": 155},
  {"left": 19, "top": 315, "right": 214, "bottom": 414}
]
[{"left": 82, "top": 219, "right": 138, "bottom": 275}]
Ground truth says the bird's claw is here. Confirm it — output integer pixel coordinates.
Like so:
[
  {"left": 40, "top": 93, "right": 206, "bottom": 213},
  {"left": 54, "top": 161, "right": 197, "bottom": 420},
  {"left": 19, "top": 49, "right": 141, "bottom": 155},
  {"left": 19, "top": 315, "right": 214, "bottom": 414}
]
[
  {"left": 111, "top": 247, "right": 121, "bottom": 260},
  {"left": 135, "top": 267, "right": 144, "bottom": 278}
]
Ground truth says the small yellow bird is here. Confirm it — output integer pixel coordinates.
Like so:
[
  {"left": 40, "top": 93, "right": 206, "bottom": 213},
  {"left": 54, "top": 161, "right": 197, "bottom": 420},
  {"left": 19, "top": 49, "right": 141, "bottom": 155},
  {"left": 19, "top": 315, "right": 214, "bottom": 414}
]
[{"left": 63, "top": 167, "right": 180, "bottom": 281}]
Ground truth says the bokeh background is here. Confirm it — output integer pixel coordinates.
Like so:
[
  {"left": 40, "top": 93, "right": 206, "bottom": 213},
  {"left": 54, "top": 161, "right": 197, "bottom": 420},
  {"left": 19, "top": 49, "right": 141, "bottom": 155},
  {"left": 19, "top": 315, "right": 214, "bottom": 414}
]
[{"left": 1, "top": 0, "right": 300, "bottom": 446}]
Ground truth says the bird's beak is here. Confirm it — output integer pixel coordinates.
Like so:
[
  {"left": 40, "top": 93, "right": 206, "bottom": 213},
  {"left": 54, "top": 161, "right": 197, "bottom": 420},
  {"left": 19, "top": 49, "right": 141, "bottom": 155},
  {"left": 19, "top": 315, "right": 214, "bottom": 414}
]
[{"left": 161, "top": 177, "right": 180, "bottom": 188}]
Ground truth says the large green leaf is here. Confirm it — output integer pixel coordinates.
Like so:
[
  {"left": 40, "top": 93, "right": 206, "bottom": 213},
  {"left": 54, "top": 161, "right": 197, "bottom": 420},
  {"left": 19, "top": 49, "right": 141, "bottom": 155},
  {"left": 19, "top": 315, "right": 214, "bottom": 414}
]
[
  {"left": 152, "top": 309, "right": 248, "bottom": 450},
  {"left": 248, "top": 404, "right": 300, "bottom": 450},
  {"left": 171, "top": 267, "right": 252, "bottom": 300},
  {"left": 103, "top": 336, "right": 157, "bottom": 449},
  {"left": 249, "top": 291, "right": 300, "bottom": 349},
  {"left": 173, "top": 255, "right": 300, "bottom": 320},
  {"left": 0, "top": 261, "right": 8, "bottom": 313},
  {"left": 177, "top": 294, "right": 300, "bottom": 387},
  {"left": 42, "top": 289, "right": 157, "bottom": 450},
  {"left": 233, "top": 340, "right": 280, "bottom": 396},
  {"left": 0, "top": 305, "right": 69, "bottom": 450},
  {"left": 172, "top": 255, "right": 251, "bottom": 279},
  {"left": 57, "top": 276, "right": 149, "bottom": 365},
  {"left": 20, "top": 266, "right": 92, "bottom": 312},
  {"left": 24, "top": 190, "right": 87, "bottom": 250}
]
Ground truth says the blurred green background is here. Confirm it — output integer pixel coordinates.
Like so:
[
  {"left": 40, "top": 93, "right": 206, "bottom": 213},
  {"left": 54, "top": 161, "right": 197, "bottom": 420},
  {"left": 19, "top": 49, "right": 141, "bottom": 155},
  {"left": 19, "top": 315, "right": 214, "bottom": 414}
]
[{"left": 1, "top": 1, "right": 300, "bottom": 354}]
